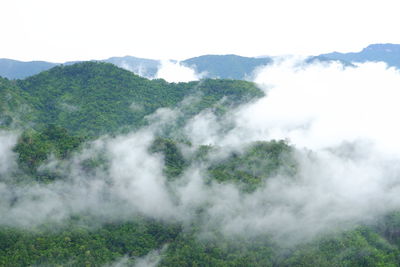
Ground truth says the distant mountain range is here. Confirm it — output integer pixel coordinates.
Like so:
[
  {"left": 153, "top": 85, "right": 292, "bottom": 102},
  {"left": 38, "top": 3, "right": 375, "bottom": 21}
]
[
  {"left": 0, "top": 59, "right": 58, "bottom": 79},
  {"left": 319, "top": 43, "right": 400, "bottom": 68},
  {"left": 0, "top": 54, "right": 272, "bottom": 80},
  {"left": 0, "top": 56, "right": 161, "bottom": 80},
  {"left": 1, "top": 44, "right": 400, "bottom": 80},
  {"left": 181, "top": 55, "right": 271, "bottom": 79}
]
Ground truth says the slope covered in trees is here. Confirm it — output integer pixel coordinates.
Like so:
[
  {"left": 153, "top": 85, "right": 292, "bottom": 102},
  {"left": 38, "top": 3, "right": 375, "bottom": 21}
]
[
  {"left": 0, "top": 77, "right": 37, "bottom": 128},
  {"left": 1, "top": 62, "right": 262, "bottom": 136},
  {"left": 2, "top": 61, "right": 400, "bottom": 266},
  {"left": 5, "top": 133, "right": 400, "bottom": 266}
]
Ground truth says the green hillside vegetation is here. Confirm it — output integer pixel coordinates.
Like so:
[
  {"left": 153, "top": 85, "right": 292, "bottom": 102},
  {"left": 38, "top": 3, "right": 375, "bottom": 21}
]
[
  {"left": 2, "top": 62, "right": 400, "bottom": 266},
  {"left": 13, "top": 125, "right": 84, "bottom": 181},
  {"left": 0, "top": 77, "right": 37, "bottom": 128},
  {"left": 0, "top": 219, "right": 181, "bottom": 267},
  {"left": 11, "top": 62, "right": 263, "bottom": 136},
  {"left": 6, "top": 129, "right": 400, "bottom": 266},
  {"left": 207, "top": 140, "right": 296, "bottom": 192},
  {"left": 1, "top": 216, "right": 400, "bottom": 266}
]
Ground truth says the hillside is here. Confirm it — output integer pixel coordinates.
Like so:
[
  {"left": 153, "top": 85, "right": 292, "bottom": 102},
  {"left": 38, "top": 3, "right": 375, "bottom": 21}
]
[
  {"left": 0, "top": 56, "right": 159, "bottom": 80},
  {"left": 5, "top": 132, "right": 400, "bottom": 266},
  {"left": 0, "top": 77, "right": 37, "bottom": 128},
  {"left": 0, "top": 62, "right": 262, "bottom": 136}
]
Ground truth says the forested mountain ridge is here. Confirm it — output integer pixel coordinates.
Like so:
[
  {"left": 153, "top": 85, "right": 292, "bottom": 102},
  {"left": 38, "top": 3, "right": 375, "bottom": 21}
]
[
  {"left": 0, "top": 77, "right": 37, "bottom": 128},
  {"left": 0, "top": 61, "right": 263, "bottom": 136},
  {"left": 0, "top": 56, "right": 159, "bottom": 80}
]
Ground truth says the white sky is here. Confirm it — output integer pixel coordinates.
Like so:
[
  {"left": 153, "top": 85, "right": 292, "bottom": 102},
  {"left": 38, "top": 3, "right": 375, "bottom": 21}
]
[{"left": 1, "top": 0, "right": 400, "bottom": 62}]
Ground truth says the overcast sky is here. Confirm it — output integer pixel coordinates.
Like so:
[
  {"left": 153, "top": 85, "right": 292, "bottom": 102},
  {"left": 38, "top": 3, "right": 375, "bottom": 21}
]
[{"left": 1, "top": 0, "right": 400, "bottom": 62}]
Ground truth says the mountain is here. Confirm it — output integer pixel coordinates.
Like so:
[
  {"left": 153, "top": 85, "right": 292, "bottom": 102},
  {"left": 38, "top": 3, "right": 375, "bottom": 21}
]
[
  {"left": 0, "top": 54, "right": 273, "bottom": 80},
  {"left": 4, "top": 62, "right": 262, "bottom": 136},
  {"left": 305, "top": 55, "right": 354, "bottom": 66},
  {"left": 182, "top": 54, "right": 272, "bottom": 79},
  {"left": 320, "top": 43, "right": 400, "bottom": 68},
  {"left": 0, "top": 56, "right": 160, "bottom": 80},
  {"left": 3, "top": 60, "right": 400, "bottom": 266},
  {"left": 3, "top": 44, "right": 400, "bottom": 81},
  {"left": 0, "top": 59, "right": 58, "bottom": 79}
]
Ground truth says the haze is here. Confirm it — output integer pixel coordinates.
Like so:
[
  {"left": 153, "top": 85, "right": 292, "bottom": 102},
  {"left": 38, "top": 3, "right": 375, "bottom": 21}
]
[{"left": 1, "top": 0, "right": 400, "bottom": 62}]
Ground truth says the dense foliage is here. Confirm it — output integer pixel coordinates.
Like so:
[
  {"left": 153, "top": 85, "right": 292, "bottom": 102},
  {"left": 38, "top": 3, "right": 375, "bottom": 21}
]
[
  {"left": 0, "top": 219, "right": 180, "bottom": 267},
  {"left": 2, "top": 207, "right": 400, "bottom": 266},
  {"left": 11, "top": 62, "right": 262, "bottom": 136},
  {"left": 207, "top": 141, "right": 295, "bottom": 190},
  {"left": 13, "top": 125, "right": 83, "bottom": 180},
  {"left": 0, "top": 77, "right": 36, "bottom": 128}
]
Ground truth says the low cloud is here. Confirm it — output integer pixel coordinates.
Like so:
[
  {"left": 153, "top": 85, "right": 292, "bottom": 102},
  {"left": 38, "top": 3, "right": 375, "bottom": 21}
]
[
  {"left": 235, "top": 59, "right": 400, "bottom": 152},
  {"left": 0, "top": 131, "right": 18, "bottom": 177},
  {"left": 104, "top": 245, "right": 166, "bottom": 267},
  {"left": 120, "top": 61, "right": 153, "bottom": 79},
  {"left": 134, "top": 245, "right": 167, "bottom": 267},
  {"left": 173, "top": 58, "right": 400, "bottom": 241},
  {"left": 155, "top": 60, "right": 201, "bottom": 82}
]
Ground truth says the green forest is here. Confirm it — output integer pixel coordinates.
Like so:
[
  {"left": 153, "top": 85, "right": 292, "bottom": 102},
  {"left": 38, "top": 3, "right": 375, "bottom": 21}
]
[{"left": 1, "top": 62, "right": 400, "bottom": 266}]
